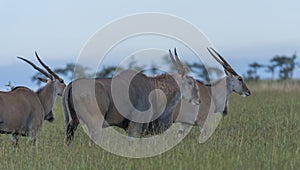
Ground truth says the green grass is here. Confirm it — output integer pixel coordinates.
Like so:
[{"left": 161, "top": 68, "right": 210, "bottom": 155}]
[{"left": 1, "top": 81, "right": 300, "bottom": 170}]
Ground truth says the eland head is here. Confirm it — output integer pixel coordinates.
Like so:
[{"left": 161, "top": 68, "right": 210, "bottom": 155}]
[
  {"left": 208, "top": 48, "right": 251, "bottom": 97},
  {"left": 169, "top": 48, "right": 200, "bottom": 105}
]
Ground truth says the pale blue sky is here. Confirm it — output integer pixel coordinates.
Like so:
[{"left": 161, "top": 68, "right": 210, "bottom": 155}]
[{"left": 0, "top": 0, "right": 300, "bottom": 90}]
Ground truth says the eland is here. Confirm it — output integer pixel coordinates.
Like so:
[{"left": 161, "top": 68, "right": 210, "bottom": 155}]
[
  {"left": 17, "top": 52, "right": 66, "bottom": 122},
  {"left": 62, "top": 48, "right": 200, "bottom": 146},
  {"left": 0, "top": 53, "right": 65, "bottom": 146},
  {"left": 174, "top": 47, "right": 251, "bottom": 139}
]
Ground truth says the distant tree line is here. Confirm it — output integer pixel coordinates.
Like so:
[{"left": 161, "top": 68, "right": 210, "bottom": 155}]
[
  {"left": 31, "top": 64, "right": 120, "bottom": 86},
  {"left": 245, "top": 53, "right": 299, "bottom": 81},
  {"left": 31, "top": 62, "right": 224, "bottom": 85},
  {"left": 29, "top": 52, "right": 299, "bottom": 85}
]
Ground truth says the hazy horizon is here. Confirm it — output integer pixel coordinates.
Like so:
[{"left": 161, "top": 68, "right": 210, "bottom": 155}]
[{"left": 1, "top": 0, "right": 300, "bottom": 90}]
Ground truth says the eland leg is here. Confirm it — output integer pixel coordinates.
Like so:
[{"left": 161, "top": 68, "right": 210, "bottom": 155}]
[
  {"left": 10, "top": 133, "right": 18, "bottom": 147},
  {"left": 64, "top": 119, "right": 79, "bottom": 146},
  {"left": 27, "top": 131, "right": 38, "bottom": 146},
  {"left": 178, "top": 123, "right": 189, "bottom": 139},
  {"left": 85, "top": 122, "right": 102, "bottom": 147},
  {"left": 127, "top": 122, "right": 145, "bottom": 146}
]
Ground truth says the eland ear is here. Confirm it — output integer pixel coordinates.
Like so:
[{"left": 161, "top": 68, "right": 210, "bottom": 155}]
[
  {"left": 37, "top": 77, "right": 48, "bottom": 83},
  {"left": 224, "top": 70, "right": 230, "bottom": 76}
]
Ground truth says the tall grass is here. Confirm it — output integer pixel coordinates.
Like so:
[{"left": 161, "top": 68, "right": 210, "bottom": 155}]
[{"left": 0, "top": 81, "right": 299, "bottom": 169}]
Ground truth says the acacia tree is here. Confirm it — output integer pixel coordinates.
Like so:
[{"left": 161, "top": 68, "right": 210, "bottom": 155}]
[
  {"left": 96, "top": 66, "right": 121, "bottom": 78},
  {"left": 55, "top": 63, "right": 91, "bottom": 80},
  {"left": 270, "top": 53, "right": 298, "bottom": 80},
  {"left": 265, "top": 64, "right": 276, "bottom": 80},
  {"left": 31, "top": 63, "right": 91, "bottom": 85},
  {"left": 186, "top": 63, "right": 223, "bottom": 83},
  {"left": 245, "top": 62, "right": 263, "bottom": 81}
]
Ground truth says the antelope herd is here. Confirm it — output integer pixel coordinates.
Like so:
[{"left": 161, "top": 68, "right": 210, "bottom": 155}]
[{"left": 0, "top": 48, "right": 250, "bottom": 146}]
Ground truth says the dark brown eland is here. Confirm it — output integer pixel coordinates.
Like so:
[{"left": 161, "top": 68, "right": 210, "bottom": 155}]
[
  {"left": 62, "top": 48, "right": 200, "bottom": 146},
  {"left": 0, "top": 53, "right": 65, "bottom": 146}
]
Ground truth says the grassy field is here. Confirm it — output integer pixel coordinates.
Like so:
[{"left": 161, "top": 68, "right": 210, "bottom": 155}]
[{"left": 0, "top": 81, "right": 300, "bottom": 170}]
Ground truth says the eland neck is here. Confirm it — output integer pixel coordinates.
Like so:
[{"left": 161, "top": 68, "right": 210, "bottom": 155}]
[
  {"left": 209, "top": 76, "right": 233, "bottom": 113},
  {"left": 36, "top": 81, "right": 57, "bottom": 114},
  {"left": 150, "top": 74, "right": 181, "bottom": 106}
]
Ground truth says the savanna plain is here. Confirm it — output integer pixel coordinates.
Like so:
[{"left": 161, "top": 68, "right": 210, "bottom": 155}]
[{"left": 0, "top": 81, "right": 299, "bottom": 170}]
